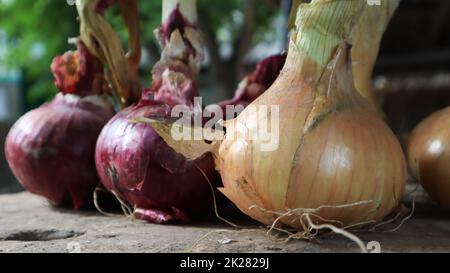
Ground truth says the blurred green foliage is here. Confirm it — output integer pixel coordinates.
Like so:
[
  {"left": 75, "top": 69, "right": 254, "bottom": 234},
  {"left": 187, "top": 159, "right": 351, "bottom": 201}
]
[
  {"left": 0, "top": 1, "right": 79, "bottom": 109},
  {"left": 0, "top": 0, "right": 280, "bottom": 110}
]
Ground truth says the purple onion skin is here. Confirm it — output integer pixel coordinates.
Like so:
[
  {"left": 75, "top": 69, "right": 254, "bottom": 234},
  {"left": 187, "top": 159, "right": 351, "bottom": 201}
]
[
  {"left": 95, "top": 99, "right": 220, "bottom": 223},
  {"left": 5, "top": 93, "right": 115, "bottom": 210}
]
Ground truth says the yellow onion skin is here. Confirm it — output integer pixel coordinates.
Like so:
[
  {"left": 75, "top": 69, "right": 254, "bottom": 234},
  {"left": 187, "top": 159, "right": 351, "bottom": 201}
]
[
  {"left": 216, "top": 49, "right": 406, "bottom": 229},
  {"left": 408, "top": 107, "right": 450, "bottom": 209}
]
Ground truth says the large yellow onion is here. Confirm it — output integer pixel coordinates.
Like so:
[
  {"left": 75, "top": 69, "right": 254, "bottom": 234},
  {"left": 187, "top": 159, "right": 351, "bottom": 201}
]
[
  {"left": 408, "top": 107, "right": 450, "bottom": 209},
  {"left": 147, "top": 0, "right": 406, "bottom": 229}
]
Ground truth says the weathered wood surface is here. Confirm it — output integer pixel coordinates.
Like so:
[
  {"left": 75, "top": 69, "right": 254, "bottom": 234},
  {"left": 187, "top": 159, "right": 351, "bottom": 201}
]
[{"left": 0, "top": 187, "right": 449, "bottom": 253}]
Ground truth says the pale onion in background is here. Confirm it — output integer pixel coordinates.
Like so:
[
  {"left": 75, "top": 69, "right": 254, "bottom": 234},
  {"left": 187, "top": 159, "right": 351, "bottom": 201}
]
[{"left": 408, "top": 107, "right": 450, "bottom": 209}]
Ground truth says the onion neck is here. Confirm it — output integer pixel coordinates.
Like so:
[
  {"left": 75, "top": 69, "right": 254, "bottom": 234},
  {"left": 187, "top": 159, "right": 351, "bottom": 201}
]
[
  {"left": 51, "top": 41, "right": 109, "bottom": 98},
  {"left": 163, "top": 0, "right": 197, "bottom": 25},
  {"left": 149, "top": 0, "right": 203, "bottom": 107},
  {"left": 282, "top": 0, "right": 364, "bottom": 85},
  {"left": 276, "top": 0, "right": 369, "bottom": 134},
  {"left": 351, "top": 0, "right": 400, "bottom": 109}
]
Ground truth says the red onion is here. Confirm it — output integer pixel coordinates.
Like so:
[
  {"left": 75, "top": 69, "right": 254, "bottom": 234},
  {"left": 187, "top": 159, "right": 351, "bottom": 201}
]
[
  {"left": 5, "top": 42, "right": 114, "bottom": 210},
  {"left": 216, "top": 53, "right": 286, "bottom": 117},
  {"left": 95, "top": 5, "right": 220, "bottom": 223},
  {"left": 95, "top": 99, "right": 220, "bottom": 223}
]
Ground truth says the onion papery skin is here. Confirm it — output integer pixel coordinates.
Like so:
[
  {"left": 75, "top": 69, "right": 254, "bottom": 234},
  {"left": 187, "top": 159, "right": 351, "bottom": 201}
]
[
  {"left": 408, "top": 107, "right": 450, "bottom": 209},
  {"left": 216, "top": 46, "right": 406, "bottom": 229},
  {"left": 95, "top": 99, "right": 220, "bottom": 223},
  {"left": 5, "top": 93, "right": 115, "bottom": 210}
]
